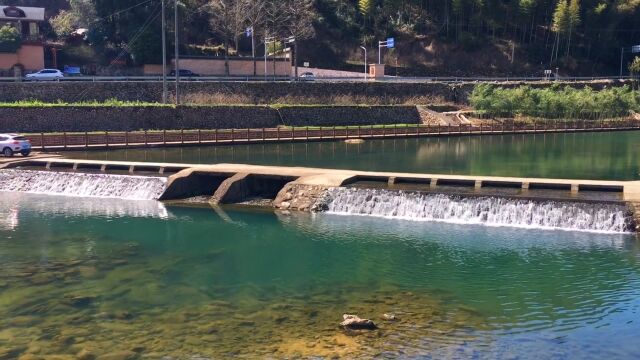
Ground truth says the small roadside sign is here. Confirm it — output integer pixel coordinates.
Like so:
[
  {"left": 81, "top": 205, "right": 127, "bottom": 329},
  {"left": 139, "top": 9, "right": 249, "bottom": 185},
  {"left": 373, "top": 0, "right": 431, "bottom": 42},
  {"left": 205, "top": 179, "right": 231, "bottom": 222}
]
[
  {"left": 303, "top": 62, "right": 309, "bottom": 67},
  {"left": 386, "top": 38, "right": 395, "bottom": 48},
  {"left": 632, "top": 45, "right": 640, "bottom": 53}
]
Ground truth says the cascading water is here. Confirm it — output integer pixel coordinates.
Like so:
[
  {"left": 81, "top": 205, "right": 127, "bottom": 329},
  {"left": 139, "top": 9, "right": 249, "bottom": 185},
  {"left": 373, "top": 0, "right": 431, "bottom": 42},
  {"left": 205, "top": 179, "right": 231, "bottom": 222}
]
[
  {"left": 317, "top": 187, "right": 634, "bottom": 233},
  {"left": 0, "top": 169, "right": 167, "bottom": 200}
]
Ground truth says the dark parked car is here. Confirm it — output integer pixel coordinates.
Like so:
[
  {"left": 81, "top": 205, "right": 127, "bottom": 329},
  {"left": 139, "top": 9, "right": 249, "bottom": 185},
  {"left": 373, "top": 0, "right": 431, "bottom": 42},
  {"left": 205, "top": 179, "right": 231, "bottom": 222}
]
[{"left": 169, "top": 69, "right": 199, "bottom": 77}]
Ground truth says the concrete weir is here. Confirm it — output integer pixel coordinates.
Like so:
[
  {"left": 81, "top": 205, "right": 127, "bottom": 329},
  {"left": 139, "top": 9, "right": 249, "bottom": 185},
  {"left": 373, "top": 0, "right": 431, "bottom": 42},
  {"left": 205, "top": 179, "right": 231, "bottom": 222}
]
[{"left": 4, "top": 157, "right": 640, "bottom": 232}]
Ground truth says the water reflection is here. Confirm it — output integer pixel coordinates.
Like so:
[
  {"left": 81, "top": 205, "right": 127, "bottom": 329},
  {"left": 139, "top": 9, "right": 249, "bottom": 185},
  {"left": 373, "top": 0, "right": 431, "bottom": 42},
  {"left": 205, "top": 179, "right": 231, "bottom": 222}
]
[
  {"left": 67, "top": 131, "right": 640, "bottom": 180},
  {"left": 0, "top": 192, "right": 170, "bottom": 220}
]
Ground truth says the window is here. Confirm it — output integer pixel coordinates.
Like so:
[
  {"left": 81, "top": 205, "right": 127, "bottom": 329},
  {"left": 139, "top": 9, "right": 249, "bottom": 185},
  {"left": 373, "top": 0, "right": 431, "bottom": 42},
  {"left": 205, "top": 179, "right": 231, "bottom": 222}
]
[
  {"left": 29, "top": 22, "right": 38, "bottom": 36},
  {"left": 3, "top": 7, "right": 26, "bottom": 18},
  {"left": 12, "top": 136, "right": 26, "bottom": 140},
  {"left": 0, "top": 136, "right": 8, "bottom": 141}
]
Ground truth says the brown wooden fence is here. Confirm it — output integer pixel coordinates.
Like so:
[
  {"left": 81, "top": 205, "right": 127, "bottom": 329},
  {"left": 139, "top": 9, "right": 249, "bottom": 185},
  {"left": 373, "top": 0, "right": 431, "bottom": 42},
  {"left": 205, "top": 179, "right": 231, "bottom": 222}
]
[{"left": 26, "top": 119, "right": 640, "bottom": 151}]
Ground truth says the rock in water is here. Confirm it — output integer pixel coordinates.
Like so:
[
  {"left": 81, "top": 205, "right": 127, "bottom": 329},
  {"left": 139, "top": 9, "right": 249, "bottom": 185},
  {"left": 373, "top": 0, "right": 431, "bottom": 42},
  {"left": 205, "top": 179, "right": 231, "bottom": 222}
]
[
  {"left": 382, "top": 313, "right": 397, "bottom": 321},
  {"left": 340, "top": 314, "right": 377, "bottom": 330}
]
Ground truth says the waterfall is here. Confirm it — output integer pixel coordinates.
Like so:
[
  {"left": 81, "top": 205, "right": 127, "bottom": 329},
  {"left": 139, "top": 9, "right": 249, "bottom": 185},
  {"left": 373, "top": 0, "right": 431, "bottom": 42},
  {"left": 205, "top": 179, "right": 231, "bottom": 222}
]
[
  {"left": 317, "top": 188, "right": 634, "bottom": 233},
  {"left": 0, "top": 170, "right": 167, "bottom": 200}
]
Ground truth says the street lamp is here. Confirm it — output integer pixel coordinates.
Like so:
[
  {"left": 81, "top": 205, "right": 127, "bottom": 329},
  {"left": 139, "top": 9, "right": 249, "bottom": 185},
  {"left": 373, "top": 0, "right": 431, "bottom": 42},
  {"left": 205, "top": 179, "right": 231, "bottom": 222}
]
[
  {"left": 161, "top": 0, "right": 167, "bottom": 104},
  {"left": 285, "top": 36, "right": 296, "bottom": 81},
  {"left": 264, "top": 36, "right": 275, "bottom": 81},
  {"left": 359, "top": 46, "right": 367, "bottom": 80},
  {"left": 174, "top": 0, "right": 180, "bottom": 105}
]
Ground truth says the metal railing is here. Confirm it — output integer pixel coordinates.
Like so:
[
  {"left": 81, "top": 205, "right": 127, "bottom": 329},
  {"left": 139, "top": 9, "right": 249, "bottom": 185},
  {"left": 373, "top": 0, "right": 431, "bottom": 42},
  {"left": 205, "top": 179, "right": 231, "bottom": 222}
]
[{"left": 26, "top": 119, "right": 640, "bottom": 151}]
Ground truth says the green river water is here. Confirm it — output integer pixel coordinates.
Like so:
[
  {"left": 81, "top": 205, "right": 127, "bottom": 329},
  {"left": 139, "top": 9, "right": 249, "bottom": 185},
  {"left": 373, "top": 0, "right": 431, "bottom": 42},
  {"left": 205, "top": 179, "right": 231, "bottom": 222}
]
[
  {"left": 1, "top": 131, "right": 639, "bottom": 359},
  {"left": 69, "top": 131, "right": 640, "bottom": 180}
]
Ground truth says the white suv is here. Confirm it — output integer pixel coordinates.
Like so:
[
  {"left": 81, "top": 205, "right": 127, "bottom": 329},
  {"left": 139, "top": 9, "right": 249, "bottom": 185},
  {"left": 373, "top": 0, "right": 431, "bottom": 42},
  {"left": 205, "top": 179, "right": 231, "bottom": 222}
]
[
  {"left": 0, "top": 134, "right": 31, "bottom": 157},
  {"left": 25, "top": 69, "right": 64, "bottom": 81}
]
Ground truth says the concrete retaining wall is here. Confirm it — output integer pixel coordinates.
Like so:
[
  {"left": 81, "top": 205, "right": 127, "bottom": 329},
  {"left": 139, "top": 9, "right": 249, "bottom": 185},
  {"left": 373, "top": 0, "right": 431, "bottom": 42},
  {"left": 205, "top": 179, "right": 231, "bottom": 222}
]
[{"left": 0, "top": 105, "right": 421, "bottom": 133}]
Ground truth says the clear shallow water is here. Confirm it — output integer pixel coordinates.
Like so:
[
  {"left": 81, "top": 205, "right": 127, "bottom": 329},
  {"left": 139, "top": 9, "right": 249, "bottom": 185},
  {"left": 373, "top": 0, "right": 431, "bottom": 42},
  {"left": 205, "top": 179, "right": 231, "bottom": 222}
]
[
  {"left": 68, "top": 131, "right": 640, "bottom": 180},
  {"left": 1, "top": 193, "right": 639, "bottom": 359}
]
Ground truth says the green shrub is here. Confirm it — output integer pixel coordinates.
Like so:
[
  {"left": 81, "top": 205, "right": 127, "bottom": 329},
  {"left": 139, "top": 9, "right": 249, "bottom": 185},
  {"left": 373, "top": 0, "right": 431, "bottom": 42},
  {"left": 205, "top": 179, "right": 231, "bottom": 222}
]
[
  {"left": 0, "top": 25, "right": 21, "bottom": 53},
  {"left": 470, "top": 84, "right": 640, "bottom": 119}
]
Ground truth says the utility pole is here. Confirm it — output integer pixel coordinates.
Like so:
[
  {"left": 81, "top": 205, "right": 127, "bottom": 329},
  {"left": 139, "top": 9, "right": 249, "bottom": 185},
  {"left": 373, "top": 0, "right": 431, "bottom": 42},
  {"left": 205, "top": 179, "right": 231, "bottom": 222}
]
[
  {"left": 360, "top": 46, "right": 367, "bottom": 80},
  {"left": 174, "top": 0, "right": 180, "bottom": 105},
  {"left": 620, "top": 47, "right": 625, "bottom": 77},
  {"left": 161, "top": 0, "right": 167, "bottom": 104}
]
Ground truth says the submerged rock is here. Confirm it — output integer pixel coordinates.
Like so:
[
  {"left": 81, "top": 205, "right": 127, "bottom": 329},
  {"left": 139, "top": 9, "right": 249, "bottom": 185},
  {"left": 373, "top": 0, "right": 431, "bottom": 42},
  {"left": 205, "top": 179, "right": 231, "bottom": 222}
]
[
  {"left": 382, "top": 313, "right": 397, "bottom": 321},
  {"left": 96, "top": 350, "right": 138, "bottom": 360},
  {"left": 76, "top": 348, "right": 96, "bottom": 360},
  {"left": 62, "top": 294, "right": 95, "bottom": 307},
  {"left": 340, "top": 314, "right": 377, "bottom": 330}
]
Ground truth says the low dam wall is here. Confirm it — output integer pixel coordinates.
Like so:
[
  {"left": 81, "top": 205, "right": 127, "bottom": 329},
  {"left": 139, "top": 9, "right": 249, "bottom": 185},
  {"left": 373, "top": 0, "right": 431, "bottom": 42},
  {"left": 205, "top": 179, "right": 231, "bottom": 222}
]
[
  {"left": 3, "top": 157, "right": 640, "bottom": 233},
  {"left": 0, "top": 79, "right": 631, "bottom": 105},
  {"left": 0, "top": 105, "right": 421, "bottom": 133}
]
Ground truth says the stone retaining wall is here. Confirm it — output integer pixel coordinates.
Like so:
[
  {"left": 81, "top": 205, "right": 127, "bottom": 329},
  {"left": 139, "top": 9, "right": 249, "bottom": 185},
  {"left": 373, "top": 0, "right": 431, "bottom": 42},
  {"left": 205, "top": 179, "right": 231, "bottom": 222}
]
[
  {"left": 0, "top": 80, "right": 630, "bottom": 105},
  {"left": 0, "top": 105, "right": 420, "bottom": 133}
]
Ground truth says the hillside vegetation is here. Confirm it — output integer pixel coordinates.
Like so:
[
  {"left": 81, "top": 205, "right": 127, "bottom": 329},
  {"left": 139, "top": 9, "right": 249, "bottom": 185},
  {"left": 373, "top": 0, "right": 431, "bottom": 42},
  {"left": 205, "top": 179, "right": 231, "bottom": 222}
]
[{"left": 5, "top": 0, "right": 640, "bottom": 76}]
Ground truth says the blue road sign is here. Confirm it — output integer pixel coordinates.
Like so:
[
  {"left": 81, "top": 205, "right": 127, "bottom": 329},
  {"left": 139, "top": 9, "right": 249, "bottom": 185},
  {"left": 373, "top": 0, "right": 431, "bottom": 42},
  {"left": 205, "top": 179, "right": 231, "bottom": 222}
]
[
  {"left": 387, "top": 37, "right": 395, "bottom": 48},
  {"left": 632, "top": 45, "right": 640, "bottom": 53}
]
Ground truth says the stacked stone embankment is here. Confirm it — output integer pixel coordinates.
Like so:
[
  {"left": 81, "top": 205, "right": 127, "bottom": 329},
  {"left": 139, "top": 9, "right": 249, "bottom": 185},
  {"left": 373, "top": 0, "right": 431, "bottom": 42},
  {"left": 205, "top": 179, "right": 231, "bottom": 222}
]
[
  {"left": 0, "top": 79, "right": 630, "bottom": 104},
  {"left": 0, "top": 105, "right": 421, "bottom": 133}
]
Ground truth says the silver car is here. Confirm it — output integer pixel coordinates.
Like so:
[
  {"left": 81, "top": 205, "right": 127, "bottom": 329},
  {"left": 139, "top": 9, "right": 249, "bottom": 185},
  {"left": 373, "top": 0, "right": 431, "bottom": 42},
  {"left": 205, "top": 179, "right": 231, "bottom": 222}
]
[
  {"left": 25, "top": 69, "right": 64, "bottom": 81},
  {"left": 0, "top": 134, "right": 31, "bottom": 157}
]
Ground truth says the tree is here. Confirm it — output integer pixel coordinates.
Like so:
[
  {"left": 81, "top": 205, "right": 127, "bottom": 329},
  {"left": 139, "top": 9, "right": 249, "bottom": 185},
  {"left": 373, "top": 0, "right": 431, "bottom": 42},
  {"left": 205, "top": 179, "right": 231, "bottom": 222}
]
[
  {"left": 0, "top": 25, "right": 21, "bottom": 53},
  {"left": 551, "top": 0, "right": 568, "bottom": 62},
  {"left": 50, "top": 0, "right": 97, "bottom": 39},
  {"left": 565, "top": 0, "right": 580, "bottom": 57},
  {"left": 245, "top": 0, "right": 267, "bottom": 75},
  {"left": 358, "top": 0, "right": 374, "bottom": 27},
  {"left": 283, "top": 0, "right": 316, "bottom": 79},
  {"left": 208, "top": 0, "right": 248, "bottom": 75},
  {"left": 630, "top": 56, "right": 640, "bottom": 79}
]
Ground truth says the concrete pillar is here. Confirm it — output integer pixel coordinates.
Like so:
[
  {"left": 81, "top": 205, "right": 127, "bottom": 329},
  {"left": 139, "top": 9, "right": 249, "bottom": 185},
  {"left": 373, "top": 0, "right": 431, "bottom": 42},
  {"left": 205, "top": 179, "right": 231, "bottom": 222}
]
[
  {"left": 369, "top": 64, "right": 385, "bottom": 80},
  {"left": 388, "top": 176, "right": 396, "bottom": 185},
  {"left": 430, "top": 178, "right": 438, "bottom": 188},
  {"left": 474, "top": 180, "right": 483, "bottom": 189},
  {"left": 521, "top": 182, "right": 529, "bottom": 190},
  {"left": 211, "top": 173, "right": 251, "bottom": 205}
]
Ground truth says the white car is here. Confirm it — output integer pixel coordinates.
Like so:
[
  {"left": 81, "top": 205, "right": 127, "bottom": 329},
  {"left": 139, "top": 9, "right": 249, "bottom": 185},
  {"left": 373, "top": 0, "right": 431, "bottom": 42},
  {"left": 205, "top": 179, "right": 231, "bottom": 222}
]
[
  {"left": 299, "top": 72, "right": 316, "bottom": 81},
  {"left": 0, "top": 134, "right": 31, "bottom": 157},
  {"left": 25, "top": 69, "right": 64, "bottom": 81}
]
